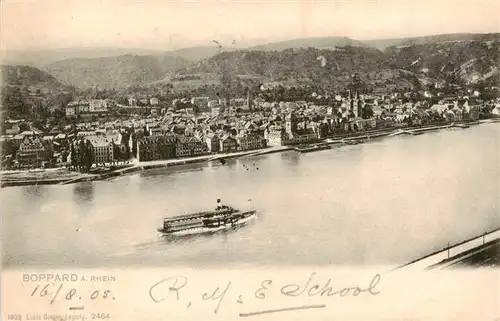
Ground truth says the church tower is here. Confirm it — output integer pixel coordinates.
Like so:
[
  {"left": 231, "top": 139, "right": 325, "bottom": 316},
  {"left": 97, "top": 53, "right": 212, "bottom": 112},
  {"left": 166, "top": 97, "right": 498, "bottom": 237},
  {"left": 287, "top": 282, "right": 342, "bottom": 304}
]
[
  {"left": 348, "top": 89, "right": 360, "bottom": 118},
  {"left": 348, "top": 89, "right": 354, "bottom": 111},
  {"left": 285, "top": 113, "right": 298, "bottom": 138},
  {"left": 355, "top": 91, "right": 363, "bottom": 118},
  {"left": 247, "top": 88, "right": 253, "bottom": 112}
]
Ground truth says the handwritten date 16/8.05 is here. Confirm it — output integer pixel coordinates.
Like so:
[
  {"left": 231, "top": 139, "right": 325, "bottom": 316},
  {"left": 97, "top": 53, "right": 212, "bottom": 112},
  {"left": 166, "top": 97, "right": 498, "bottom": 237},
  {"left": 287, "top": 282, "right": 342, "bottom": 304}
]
[
  {"left": 149, "top": 273, "right": 381, "bottom": 314},
  {"left": 30, "top": 283, "right": 115, "bottom": 304}
]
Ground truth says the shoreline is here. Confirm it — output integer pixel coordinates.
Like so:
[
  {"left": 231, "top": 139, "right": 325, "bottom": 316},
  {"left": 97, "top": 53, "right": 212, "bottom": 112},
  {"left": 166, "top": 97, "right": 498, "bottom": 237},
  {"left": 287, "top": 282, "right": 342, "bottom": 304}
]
[
  {"left": 396, "top": 227, "right": 500, "bottom": 270},
  {"left": 1, "top": 119, "right": 497, "bottom": 188}
]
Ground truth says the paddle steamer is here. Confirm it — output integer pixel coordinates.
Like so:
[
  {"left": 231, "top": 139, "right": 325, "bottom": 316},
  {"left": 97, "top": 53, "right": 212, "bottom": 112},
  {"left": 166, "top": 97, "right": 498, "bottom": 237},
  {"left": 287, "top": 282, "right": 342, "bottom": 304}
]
[{"left": 158, "top": 199, "right": 257, "bottom": 236}]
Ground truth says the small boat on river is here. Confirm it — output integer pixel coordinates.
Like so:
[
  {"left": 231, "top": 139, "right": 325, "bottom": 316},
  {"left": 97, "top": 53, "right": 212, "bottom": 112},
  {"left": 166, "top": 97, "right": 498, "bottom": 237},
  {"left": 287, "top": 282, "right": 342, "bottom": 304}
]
[
  {"left": 294, "top": 144, "right": 331, "bottom": 153},
  {"left": 158, "top": 199, "right": 257, "bottom": 236},
  {"left": 344, "top": 139, "right": 365, "bottom": 145}
]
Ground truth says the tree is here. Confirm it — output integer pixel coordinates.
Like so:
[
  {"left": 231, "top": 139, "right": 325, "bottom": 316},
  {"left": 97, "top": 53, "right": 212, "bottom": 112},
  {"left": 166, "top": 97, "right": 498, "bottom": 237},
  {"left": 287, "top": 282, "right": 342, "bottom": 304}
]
[
  {"left": 52, "top": 108, "right": 65, "bottom": 120},
  {"left": 363, "top": 105, "right": 374, "bottom": 119},
  {"left": 32, "top": 120, "right": 44, "bottom": 131},
  {"left": 116, "top": 97, "right": 128, "bottom": 105},
  {"left": 3, "top": 87, "right": 29, "bottom": 118},
  {"left": 84, "top": 140, "right": 94, "bottom": 172},
  {"left": 19, "top": 123, "right": 30, "bottom": 132}
]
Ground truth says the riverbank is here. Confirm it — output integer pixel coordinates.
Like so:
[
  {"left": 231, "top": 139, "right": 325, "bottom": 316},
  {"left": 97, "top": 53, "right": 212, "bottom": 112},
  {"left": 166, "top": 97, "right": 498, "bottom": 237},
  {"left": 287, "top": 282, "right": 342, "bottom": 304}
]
[
  {"left": 1, "top": 119, "right": 497, "bottom": 188},
  {"left": 396, "top": 227, "right": 500, "bottom": 270},
  {"left": 0, "top": 168, "right": 96, "bottom": 187},
  {"left": 0, "top": 146, "right": 294, "bottom": 187}
]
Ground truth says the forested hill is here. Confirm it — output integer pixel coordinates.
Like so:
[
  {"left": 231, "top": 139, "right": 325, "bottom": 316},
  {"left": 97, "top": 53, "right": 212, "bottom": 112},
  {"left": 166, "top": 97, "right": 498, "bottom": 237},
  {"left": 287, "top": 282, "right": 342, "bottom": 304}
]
[
  {"left": 1, "top": 65, "right": 66, "bottom": 90},
  {"left": 3, "top": 33, "right": 499, "bottom": 94},
  {"left": 177, "top": 36, "right": 500, "bottom": 92},
  {"left": 44, "top": 54, "right": 191, "bottom": 89},
  {"left": 1, "top": 65, "right": 75, "bottom": 119}
]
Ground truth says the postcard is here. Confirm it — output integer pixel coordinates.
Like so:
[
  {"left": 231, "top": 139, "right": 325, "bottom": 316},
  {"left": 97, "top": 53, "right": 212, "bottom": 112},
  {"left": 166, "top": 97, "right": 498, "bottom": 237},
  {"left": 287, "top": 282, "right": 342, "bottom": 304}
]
[{"left": 1, "top": 0, "right": 499, "bottom": 320}]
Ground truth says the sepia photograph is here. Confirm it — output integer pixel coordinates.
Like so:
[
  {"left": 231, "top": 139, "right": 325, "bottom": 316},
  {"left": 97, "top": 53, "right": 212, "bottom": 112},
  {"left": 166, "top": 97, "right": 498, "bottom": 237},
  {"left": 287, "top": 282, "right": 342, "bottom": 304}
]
[{"left": 1, "top": 0, "right": 499, "bottom": 319}]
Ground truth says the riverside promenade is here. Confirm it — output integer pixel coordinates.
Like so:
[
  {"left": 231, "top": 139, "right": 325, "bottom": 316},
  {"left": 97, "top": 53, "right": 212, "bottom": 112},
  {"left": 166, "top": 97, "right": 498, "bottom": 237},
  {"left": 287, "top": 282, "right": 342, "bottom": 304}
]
[
  {"left": 396, "top": 228, "right": 500, "bottom": 271},
  {"left": 1, "top": 118, "right": 497, "bottom": 188},
  {"left": 60, "top": 145, "right": 292, "bottom": 184}
]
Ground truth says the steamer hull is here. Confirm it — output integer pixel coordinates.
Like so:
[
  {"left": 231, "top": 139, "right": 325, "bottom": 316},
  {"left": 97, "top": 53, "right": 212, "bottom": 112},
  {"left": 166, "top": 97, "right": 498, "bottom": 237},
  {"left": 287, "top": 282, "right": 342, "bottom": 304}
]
[{"left": 158, "top": 200, "right": 257, "bottom": 236}]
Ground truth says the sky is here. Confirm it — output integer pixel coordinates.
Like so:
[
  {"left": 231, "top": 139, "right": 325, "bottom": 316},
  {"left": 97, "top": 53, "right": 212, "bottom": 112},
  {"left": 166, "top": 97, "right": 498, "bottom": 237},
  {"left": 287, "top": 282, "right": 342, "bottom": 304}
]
[{"left": 1, "top": 0, "right": 499, "bottom": 51}]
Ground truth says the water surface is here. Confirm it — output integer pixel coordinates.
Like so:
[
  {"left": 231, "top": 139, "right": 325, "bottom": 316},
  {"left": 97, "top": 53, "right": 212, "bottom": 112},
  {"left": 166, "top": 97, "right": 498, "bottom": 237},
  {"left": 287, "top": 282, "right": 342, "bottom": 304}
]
[{"left": 2, "top": 124, "right": 499, "bottom": 268}]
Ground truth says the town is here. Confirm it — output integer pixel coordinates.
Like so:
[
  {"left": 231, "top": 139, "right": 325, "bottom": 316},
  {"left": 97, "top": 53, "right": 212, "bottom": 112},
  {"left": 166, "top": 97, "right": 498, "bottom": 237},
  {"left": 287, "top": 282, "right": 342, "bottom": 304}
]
[{"left": 1, "top": 83, "right": 499, "bottom": 175}]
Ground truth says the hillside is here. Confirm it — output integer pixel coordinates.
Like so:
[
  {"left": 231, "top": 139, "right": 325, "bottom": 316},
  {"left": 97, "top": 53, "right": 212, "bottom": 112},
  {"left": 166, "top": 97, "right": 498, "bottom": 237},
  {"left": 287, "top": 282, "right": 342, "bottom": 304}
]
[
  {"left": 1, "top": 65, "right": 75, "bottom": 119},
  {"left": 44, "top": 54, "right": 191, "bottom": 89},
  {"left": 9, "top": 33, "right": 497, "bottom": 93},
  {"left": 384, "top": 37, "right": 500, "bottom": 87},
  {"left": 1, "top": 64, "right": 66, "bottom": 90},
  {"left": 174, "top": 35, "right": 500, "bottom": 93},
  {"left": 0, "top": 47, "right": 163, "bottom": 68},
  {"left": 177, "top": 46, "right": 421, "bottom": 92},
  {"left": 249, "top": 37, "right": 369, "bottom": 51}
]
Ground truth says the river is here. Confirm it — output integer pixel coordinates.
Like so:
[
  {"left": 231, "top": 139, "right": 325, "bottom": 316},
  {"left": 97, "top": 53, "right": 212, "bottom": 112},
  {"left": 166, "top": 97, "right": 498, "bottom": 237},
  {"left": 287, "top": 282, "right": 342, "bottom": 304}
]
[{"left": 2, "top": 123, "right": 499, "bottom": 268}]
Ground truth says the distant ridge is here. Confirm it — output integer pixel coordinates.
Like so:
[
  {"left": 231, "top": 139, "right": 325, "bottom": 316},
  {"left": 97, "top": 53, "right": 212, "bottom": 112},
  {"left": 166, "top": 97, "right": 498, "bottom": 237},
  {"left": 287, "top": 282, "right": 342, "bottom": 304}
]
[
  {"left": 3, "top": 33, "right": 499, "bottom": 68},
  {"left": 363, "top": 32, "right": 500, "bottom": 50},
  {"left": 0, "top": 47, "right": 163, "bottom": 67},
  {"left": 249, "top": 36, "right": 369, "bottom": 51},
  {"left": 169, "top": 46, "right": 239, "bottom": 61}
]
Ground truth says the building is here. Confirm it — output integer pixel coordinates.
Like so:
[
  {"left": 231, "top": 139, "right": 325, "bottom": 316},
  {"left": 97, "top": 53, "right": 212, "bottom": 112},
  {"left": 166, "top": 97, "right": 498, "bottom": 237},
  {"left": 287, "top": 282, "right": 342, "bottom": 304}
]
[
  {"left": 128, "top": 97, "right": 138, "bottom": 106},
  {"left": 492, "top": 106, "right": 500, "bottom": 117},
  {"left": 65, "top": 106, "right": 76, "bottom": 117},
  {"left": 148, "top": 125, "right": 170, "bottom": 137},
  {"left": 136, "top": 135, "right": 177, "bottom": 162},
  {"left": 209, "top": 100, "right": 224, "bottom": 115},
  {"left": 237, "top": 132, "right": 267, "bottom": 151},
  {"left": 266, "top": 126, "right": 288, "bottom": 146},
  {"left": 66, "top": 100, "right": 90, "bottom": 116},
  {"left": 211, "top": 106, "right": 223, "bottom": 115},
  {"left": 347, "top": 90, "right": 363, "bottom": 118},
  {"left": 350, "top": 118, "right": 377, "bottom": 131},
  {"left": 172, "top": 98, "right": 193, "bottom": 110},
  {"left": 150, "top": 97, "right": 159, "bottom": 106},
  {"left": 89, "top": 99, "right": 108, "bottom": 113},
  {"left": 17, "top": 136, "right": 52, "bottom": 168},
  {"left": 87, "top": 136, "right": 114, "bottom": 164},
  {"left": 17, "top": 136, "right": 48, "bottom": 168},
  {"left": 283, "top": 112, "right": 318, "bottom": 145},
  {"left": 205, "top": 133, "right": 220, "bottom": 153},
  {"left": 463, "top": 103, "right": 480, "bottom": 121},
  {"left": 66, "top": 100, "right": 108, "bottom": 117},
  {"left": 219, "top": 135, "right": 238, "bottom": 152},
  {"left": 289, "top": 130, "right": 317, "bottom": 144},
  {"left": 176, "top": 136, "right": 208, "bottom": 157},
  {"left": 451, "top": 106, "right": 463, "bottom": 121},
  {"left": 191, "top": 97, "right": 210, "bottom": 112},
  {"left": 77, "top": 131, "right": 97, "bottom": 138},
  {"left": 317, "top": 121, "right": 330, "bottom": 139},
  {"left": 4, "top": 120, "right": 21, "bottom": 135}
]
